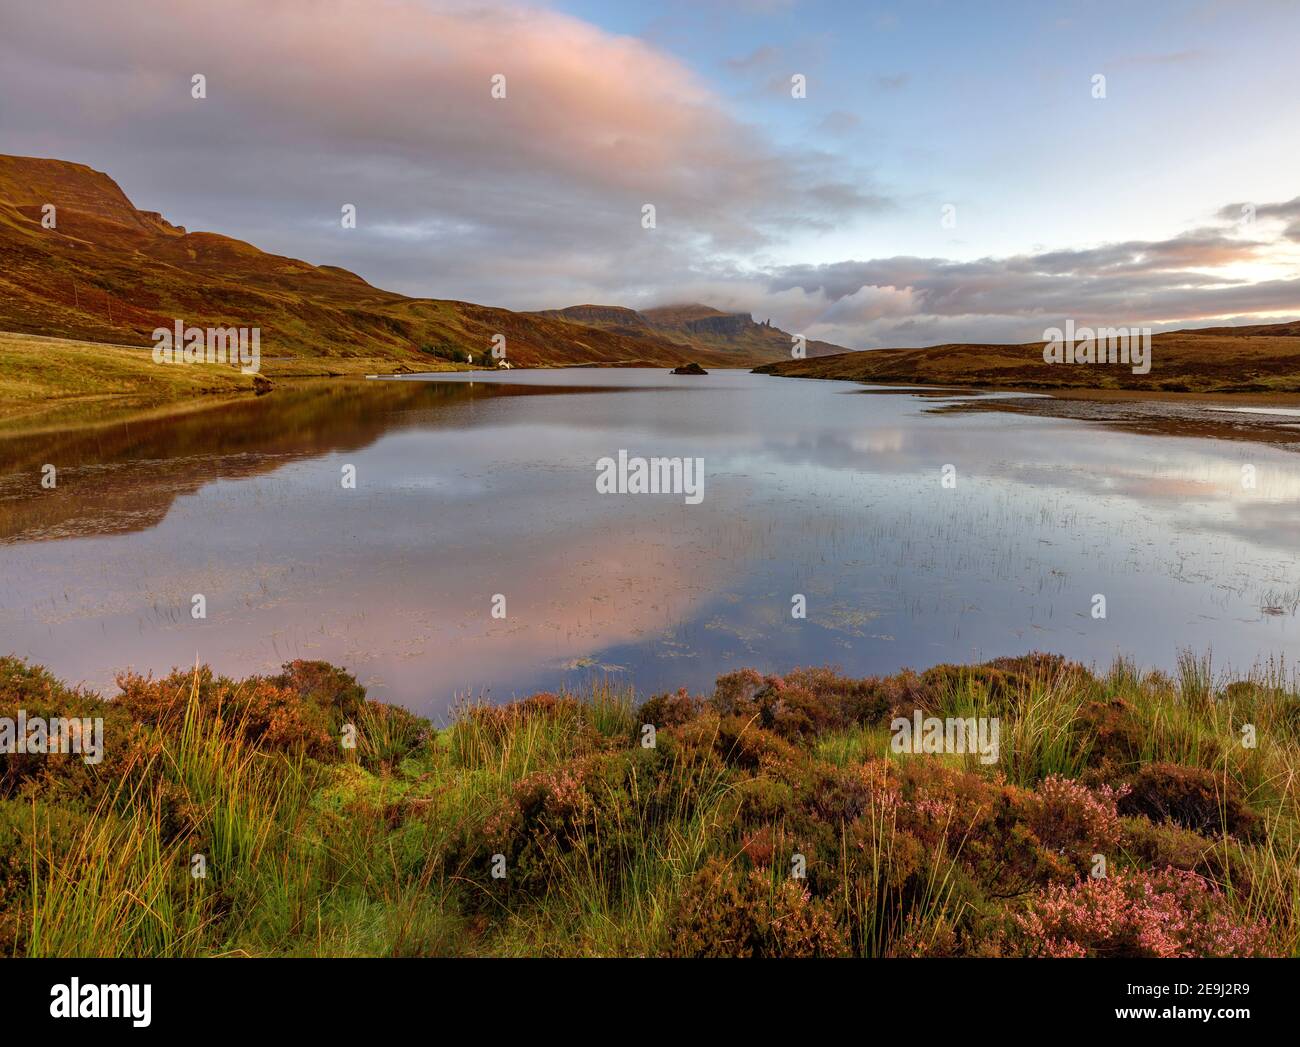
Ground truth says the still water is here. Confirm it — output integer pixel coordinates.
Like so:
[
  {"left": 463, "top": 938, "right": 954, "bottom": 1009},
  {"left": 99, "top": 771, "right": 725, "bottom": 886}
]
[{"left": 1, "top": 369, "right": 1297, "bottom": 715}]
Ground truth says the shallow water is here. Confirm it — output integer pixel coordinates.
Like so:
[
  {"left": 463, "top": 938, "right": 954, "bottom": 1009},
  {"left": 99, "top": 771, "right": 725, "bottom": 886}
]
[{"left": 1, "top": 368, "right": 1297, "bottom": 715}]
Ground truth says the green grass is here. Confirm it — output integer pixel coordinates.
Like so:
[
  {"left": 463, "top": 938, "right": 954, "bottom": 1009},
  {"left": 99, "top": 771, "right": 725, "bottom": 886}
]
[
  {"left": 0, "top": 331, "right": 256, "bottom": 404},
  {"left": 0, "top": 330, "right": 469, "bottom": 435},
  {"left": 2, "top": 650, "right": 1297, "bottom": 957}
]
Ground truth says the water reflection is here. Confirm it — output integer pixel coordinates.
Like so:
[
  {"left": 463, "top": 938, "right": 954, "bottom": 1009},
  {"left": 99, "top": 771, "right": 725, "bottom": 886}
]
[{"left": 0, "top": 369, "right": 1297, "bottom": 714}]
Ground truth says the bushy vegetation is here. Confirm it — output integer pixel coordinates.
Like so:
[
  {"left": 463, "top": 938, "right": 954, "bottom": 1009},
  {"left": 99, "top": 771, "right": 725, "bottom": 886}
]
[{"left": 1, "top": 651, "right": 1296, "bottom": 957}]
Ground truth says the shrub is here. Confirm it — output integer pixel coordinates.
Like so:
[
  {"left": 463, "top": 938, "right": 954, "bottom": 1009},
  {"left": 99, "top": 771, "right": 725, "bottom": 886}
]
[
  {"left": 1118, "top": 816, "right": 1246, "bottom": 892},
  {"left": 1015, "top": 869, "right": 1268, "bottom": 957},
  {"left": 663, "top": 858, "right": 848, "bottom": 957},
  {"left": 711, "top": 666, "right": 911, "bottom": 741},
  {"left": 0, "top": 657, "right": 134, "bottom": 802},
  {"left": 776, "top": 666, "right": 901, "bottom": 728},
  {"left": 681, "top": 710, "right": 801, "bottom": 772},
  {"left": 479, "top": 748, "right": 659, "bottom": 901},
  {"left": 637, "top": 688, "right": 701, "bottom": 730},
  {"left": 922, "top": 653, "right": 1093, "bottom": 716},
  {"left": 272, "top": 660, "right": 368, "bottom": 724},
  {"left": 1118, "top": 763, "right": 1259, "bottom": 839},
  {"left": 726, "top": 776, "right": 796, "bottom": 827},
  {"left": 114, "top": 665, "right": 339, "bottom": 758},
  {"left": 1029, "top": 776, "right": 1127, "bottom": 872},
  {"left": 1077, "top": 698, "right": 1144, "bottom": 774},
  {"left": 918, "top": 663, "right": 1015, "bottom": 710},
  {"left": 858, "top": 758, "right": 1069, "bottom": 895}
]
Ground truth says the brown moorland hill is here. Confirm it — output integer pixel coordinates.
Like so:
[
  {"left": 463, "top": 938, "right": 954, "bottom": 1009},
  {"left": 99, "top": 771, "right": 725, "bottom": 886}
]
[
  {"left": 0, "top": 154, "right": 842, "bottom": 372},
  {"left": 755, "top": 325, "right": 1300, "bottom": 394}
]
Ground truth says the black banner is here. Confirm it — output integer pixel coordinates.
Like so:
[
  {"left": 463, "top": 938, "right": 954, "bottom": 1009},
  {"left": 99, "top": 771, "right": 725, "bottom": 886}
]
[{"left": 4, "top": 957, "right": 1288, "bottom": 1034}]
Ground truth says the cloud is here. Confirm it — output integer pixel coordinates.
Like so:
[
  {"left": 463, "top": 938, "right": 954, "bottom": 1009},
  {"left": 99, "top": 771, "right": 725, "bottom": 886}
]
[
  {"left": 1216, "top": 197, "right": 1300, "bottom": 241},
  {"left": 1104, "top": 49, "right": 1209, "bottom": 70},
  {"left": 1, "top": 0, "right": 1296, "bottom": 347},
  {"left": 759, "top": 236, "right": 1300, "bottom": 343},
  {"left": 646, "top": 203, "right": 1300, "bottom": 348},
  {"left": 0, "top": 0, "right": 886, "bottom": 306},
  {"left": 1216, "top": 197, "right": 1300, "bottom": 222}
]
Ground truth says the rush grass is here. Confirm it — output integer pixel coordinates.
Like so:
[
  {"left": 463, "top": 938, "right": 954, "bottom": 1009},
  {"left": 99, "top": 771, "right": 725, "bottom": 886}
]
[{"left": 1, "top": 650, "right": 1296, "bottom": 957}]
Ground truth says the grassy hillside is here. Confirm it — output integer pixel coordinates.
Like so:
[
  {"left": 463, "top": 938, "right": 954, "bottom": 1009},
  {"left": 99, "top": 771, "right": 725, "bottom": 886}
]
[
  {"left": 0, "top": 329, "right": 442, "bottom": 433},
  {"left": 0, "top": 154, "right": 833, "bottom": 373},
  {"left": 756, "top": 326, "right": 1300, "bottom": 394},
  {"left": 0, "top": 332, "right": 259, "bottom": 406},
  {"left": 3, "top": 651, "right": 1294, "bottom": 957}
]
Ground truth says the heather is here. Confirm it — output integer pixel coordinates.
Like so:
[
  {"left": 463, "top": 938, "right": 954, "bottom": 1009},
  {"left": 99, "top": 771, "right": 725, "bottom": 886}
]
[{"left": 0, "top": 651, "right": 1295, "bottom": 957}]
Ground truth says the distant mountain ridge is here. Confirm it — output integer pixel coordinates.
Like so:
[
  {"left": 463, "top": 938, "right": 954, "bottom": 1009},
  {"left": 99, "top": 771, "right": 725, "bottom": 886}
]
[
  {"left": 0, "top": 154, "right": 849, "bottom": 370},
  {"left": 536, "top": 302, "right": 844, "bottom": 359}
]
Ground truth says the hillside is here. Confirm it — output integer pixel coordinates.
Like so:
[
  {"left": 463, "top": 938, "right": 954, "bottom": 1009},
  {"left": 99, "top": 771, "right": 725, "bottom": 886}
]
[
  {"left": 0, "top": 154, "right": 835, "bottom": 373},
  {"left": 537, "top": 302, "right": 844, "bottom": 360},
  {"left": 755, "top": 326, "right": 1300, "bottom": 394}
]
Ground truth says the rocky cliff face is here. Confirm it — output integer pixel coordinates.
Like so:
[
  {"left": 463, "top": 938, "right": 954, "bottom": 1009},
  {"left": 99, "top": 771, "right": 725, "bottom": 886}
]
[{"left": 681, "top": 312, "right": 752, "bottom": 338}]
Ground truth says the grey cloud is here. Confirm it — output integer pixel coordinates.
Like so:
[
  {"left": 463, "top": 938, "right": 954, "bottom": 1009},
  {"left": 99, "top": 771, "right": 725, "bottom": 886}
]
[
  {"left": 0, "top": 0, "right": 887, "bottom": 309},
  {"left": 1216, "top": 197, "right": 1300, "bottom": 223},
  {"left": 721, "top": 207, "right": 1300, "bottom": 347}
]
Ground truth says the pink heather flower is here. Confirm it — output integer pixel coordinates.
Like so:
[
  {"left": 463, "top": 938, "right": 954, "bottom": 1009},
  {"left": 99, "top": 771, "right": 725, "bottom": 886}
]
[{"left": 1016, "top": 868, "right": 1268, "bottom": 958}]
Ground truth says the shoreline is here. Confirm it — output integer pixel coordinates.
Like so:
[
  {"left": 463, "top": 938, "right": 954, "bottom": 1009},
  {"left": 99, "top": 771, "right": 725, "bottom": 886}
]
[
  {"left": 755, "top": 372, "right": 1300, "bottom": 448},
  {"left": 0, "top": 329, "right": 737, "bottom": 435},
  {"left": 8, "top": 325, "right": 1300, "bottom": 454}
]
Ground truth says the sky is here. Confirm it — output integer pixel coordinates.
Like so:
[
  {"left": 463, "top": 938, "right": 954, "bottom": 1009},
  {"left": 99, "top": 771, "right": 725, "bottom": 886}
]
[{"left": 3, "top": 0, "right": 1300, "bottom": 348}]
